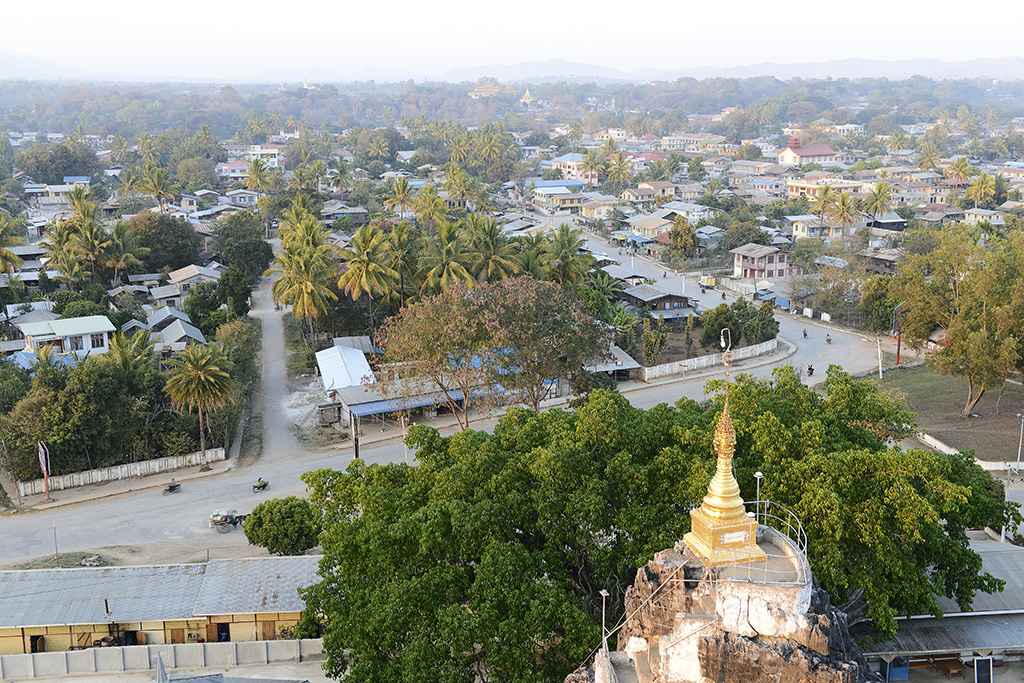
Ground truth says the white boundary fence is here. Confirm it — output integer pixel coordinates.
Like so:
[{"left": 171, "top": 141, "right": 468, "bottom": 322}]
[
  {"left": 0, "top": 639, "right": 322, "bottom": 680},
  {"left": 640, "top": 339, "right": 779, "bottom": 382},
  {"left": 17, "top": 448, "right": 226, "bottom": 498}
]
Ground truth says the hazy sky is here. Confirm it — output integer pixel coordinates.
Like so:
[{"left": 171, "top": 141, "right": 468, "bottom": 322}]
[{"left": 4, "top": 0, "right": 1019, "bottom": 80}]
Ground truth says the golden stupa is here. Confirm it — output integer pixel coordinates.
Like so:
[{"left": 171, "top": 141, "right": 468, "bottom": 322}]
[{"left": 683, "top": 350, "right": 766, "bottom": 566}]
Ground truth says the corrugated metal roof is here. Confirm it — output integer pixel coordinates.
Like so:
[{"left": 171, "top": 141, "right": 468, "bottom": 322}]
[
  {"left": 18, "top": 315, "right": 115, "bottom": 339},
  {"left": 315, "top": 346, "right": 375, "bottom": 391},
  {"left": 192, "top": 557, "right": 320, "bottom": 616},
  {"left": 866, "top": 614, "right": 1024, "bottom": 657},
  {"left": 0, "top": 564, "right": 206, "bottom": 628}
]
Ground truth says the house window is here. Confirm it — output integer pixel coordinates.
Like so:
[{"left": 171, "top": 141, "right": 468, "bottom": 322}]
[{"left": 91, "top": 333, "right": 105, "bottom": 349}]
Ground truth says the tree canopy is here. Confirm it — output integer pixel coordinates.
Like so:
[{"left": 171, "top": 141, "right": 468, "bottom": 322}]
[{"left": 301, "top": 368, "right": 1018, "bottom": 682}]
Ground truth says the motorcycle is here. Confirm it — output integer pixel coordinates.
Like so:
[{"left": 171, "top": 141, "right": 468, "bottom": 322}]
[
  {"left": 825, "top": 335, "right": 832, "bottom": 345},
  {"left": 807, "top": 365, "right": 815, "bottom": 377},
  {"left": 802, "top": 329, "right": 807, "bottom": 339},
  {"left": 252, "top": 480, "right": 269, "bottom": 493},
  {"left": 163, "top": 482, "right": 181, "bottom": 495}
]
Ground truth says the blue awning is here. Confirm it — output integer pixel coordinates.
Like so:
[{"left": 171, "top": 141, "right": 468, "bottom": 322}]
[{"left": 348, "top": 389, "right": 465, "bottom": 417}]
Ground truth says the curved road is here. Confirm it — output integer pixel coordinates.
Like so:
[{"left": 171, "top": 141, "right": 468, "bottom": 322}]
[{"left": 0, "top": 246, "right": 879, "bottom": 564}]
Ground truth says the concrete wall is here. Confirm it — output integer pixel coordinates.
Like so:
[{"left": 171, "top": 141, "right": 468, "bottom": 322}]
[
  {"left": 0, "top": 639, "right": 323, "bottom": 680},
  {"left": 640, "top": 339, "right": 778, "bottom": 381},
  {"left": 18, "top": 448, "right": 226, "bottom": 497}
]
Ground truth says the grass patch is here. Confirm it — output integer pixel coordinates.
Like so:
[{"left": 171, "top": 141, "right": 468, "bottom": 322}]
[
  {"left": 11, "top": 552, "right": 120, "bottom": 570},
  {"left": 876, "top": 364, "right": 1024, "bottom": 461},
  {"left": 241, "top": 412, "right": 264, "bottom": 463}
]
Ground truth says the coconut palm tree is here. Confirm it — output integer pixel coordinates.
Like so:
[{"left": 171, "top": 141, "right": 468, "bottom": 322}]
[
  {"left": 582, "top": 150, "right": 605, "bottom": 185},
  {"left": 864, "top": 183, "right": 894, "bottom": 224},
  {"left": 330, "top": 160, "right": 352, "bottom": 194},
  {"left": 541, "top": 224, "right": 594, "bottom": 284},
  {"left": 966, "top": 173, "right": 996, "bottom": 208},
  {"left": 448, "top": 136, "right": 472, "bottom": 165},
  {"left": 812, "top": 185, "right": 836, "bottom": 233},
  {"left": 465, "top": 214, "right": 520, "bottom": 283},
  {"left": 40, "top": 221, "right": 75, "bottom": 282},
  {"left": 0, "top": 215, "right": 24, "bottom": 314},
  {"left": 65, "top": 186, "right": 97, "bottom": 227},
  {"left": 368, "top": 137, "right": 389, "bottom": 161},
  {"left": 385, "top": 177, "right": 415, "bottom": 216},
  {"left": 413, "top": 184, "right": 446, "bottom": 229},
  {"left": 105, "top": 220, "right": 149, "bottom": 286},
  {"left": 141, "top": 166, "right": 179, "bottom": 213},
  {"left": 602, "top": 137, "right": 619, "bottom": 153},
  {"left": 266, "top": 244, "right": 338, "bottom": 340},
  {"left": 280, "top": 215, "right": 328, "bottom": 252},
  {"left": 107, "top": 330, "right": 155, "bottom": 373},
  {"left": 71, "top": 219, "right": 111, "bottom": 283},
  {"left": 110, "top": 136, "right": 130, "bottom": 164},
  {"left": 164, "top": 344, "right": 233, "bottom": 469},
  {"left": 337, "top": 224, "right": 398, "bottom": 330},
  {"left": 476, "top": 132, "right": 502, "bottom": 163},
  {"left": 606, "top": 152, "right": 632, "bottom": 188},
  {"left": 917, "top": 144, "right": 941, "bottom": 172},
  {"left": 828, "top": 192, "right": 861, "bottom": 241},
  {"left": 569, "top": 122, "right": 584, "bottom": 143},
  {"left": 418, "top": 220, "right": 474, "bottom": 294},
  {"left": 245, "top": 158, "right": 271, "bottom": 196},
  {"left": 388, "top": 222, "right": 420, "bottom": 308},
  {"left": 946, "top": 156, "right": 974, "bottom": 187},
  {"left": 887, "top": 131, "right": 909, "bottom": 153}
]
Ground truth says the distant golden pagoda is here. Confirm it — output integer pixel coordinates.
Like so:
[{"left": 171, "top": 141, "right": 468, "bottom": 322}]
[{"left": 683, "top": 351, "right": 766, "bottom": 566}]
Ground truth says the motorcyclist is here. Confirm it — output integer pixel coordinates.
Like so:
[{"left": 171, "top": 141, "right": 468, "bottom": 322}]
[
  {"left": 256, "top": 477, "right": 265, "bottom": 490},
  {"left": 802, "top": 328, "right": 807, "bottom": 339},
  {"left": 825, "top": 334, "right": 832, "bottom": 344},
  {"left": 807, "top": 365, "right": 814, "bottom": 376}
]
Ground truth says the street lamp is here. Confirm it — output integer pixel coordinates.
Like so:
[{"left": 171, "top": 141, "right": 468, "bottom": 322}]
[
  {"left": 754, "top": 471, "right": 763, "bottom": 522},
  {"left": 1016, "top": 414, "right": 1024, "bottom": 478},
  {"left": 599, "top": 589, "right": 610, "bottom": 653}
]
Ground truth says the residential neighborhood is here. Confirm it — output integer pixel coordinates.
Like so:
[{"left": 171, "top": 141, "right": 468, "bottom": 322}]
[{"left": 2, "top": 56, "right": 1024, "bottom": 683}]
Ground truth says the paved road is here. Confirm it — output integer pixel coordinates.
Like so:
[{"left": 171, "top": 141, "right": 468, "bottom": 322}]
[{"left": 0, "top": 239, "right": 880, "bottom": 564}]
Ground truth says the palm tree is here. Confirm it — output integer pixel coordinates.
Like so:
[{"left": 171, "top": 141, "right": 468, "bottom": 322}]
[
  {"left": 0, "top": 215, "right": 24, "bottom": 315},
  {"left": 368, "top": 137, "right": 389, "bottom": 161},
  {"left": 582, "top": 150, "right": 605, "bottom": 185},
  {"left": 606, "top": 152, "right": 632, "bottom": 188},
  {"left": 388, "top": 222, "right": 420, "bottom": 308},
  {"left": 946, "top": 156, "right": 974, "bottom": 188},
  {"left": 385, "top": 177, "right": 415, "bottom": 216},
  {"left": 281, "top": 215, "right": 328, "bottom": 252},
  {"left": 40, "top": 221, "right": 75, "bottom": 282},
  {"left": 107, "top": 330, "right": 155, "bottom": 373},
  {"left": 105, "top": 220, "right": 148, "bottom": 286},
  {"left": 266, "top": 244, "right": 339, "bottom": 341},
  {"left": 476, "top": 132, "right": 502, "bottom": 163},
  {"left": 448, "top": 137, "right": 471, "bottom": 165},
  {"left": 71, "top": 219, "right": 111, "bottom": 283},
  {"left": 828, "top": 192, "right": 861, "bottom": 241},
  {"left": 864, "top": 183, "right": 894, "bottom": 224},
  {"left": 541, "top": 224, "right": 594, "bottom": 284},
  {"left": 141, "top": 166, "right": 179, "bottom": 212},
  {"left": 568, "top": 122, "right": 584, "bottom": 143},
  {"left": 65, "top": 186, "right": 97, "bottom": 226},
  {"left": 917, "top": 144, "right": 941, "bottom": 172},
  {"left": 812, "top": 185, "right": 836, "bottom": 232},
  {"left": 465, "top": 214, "right": 520, "bottom": 283},
  {"left": 418, "top": 220, "right": 475, "bottom": 294},
  {"left": 246, "top": 158, "right": 271, "bottom": 197},
  {"left": 164, "top": 344, "right": 233, "bottom": 469},
  {"left": 966, "top": 173, "right": 996, "bottom": 208},
  {"left": 413, "top": 185, "right": 446, "bottom": 229},
  {"left": 602, "top": 137, "right": 619, "bottom": 153},
  {"left": 330, "top": 160, "right": 352, "bottom": 194},
  {"left": 306, "top": 159, "right": 329, "bottom": 193},
  {"left": 337, "top": 223, "right": 398, "bottom": 330},
  {"left": 110, "top": 136, "right": 129, "bottom": 164},
  {"left": 887, "top": 131, "right": 909, "bottom": 153}
]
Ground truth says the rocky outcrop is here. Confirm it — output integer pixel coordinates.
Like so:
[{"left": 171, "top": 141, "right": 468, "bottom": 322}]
[{"left": 568, "top": 543, "right": 882, "bottom": 683}]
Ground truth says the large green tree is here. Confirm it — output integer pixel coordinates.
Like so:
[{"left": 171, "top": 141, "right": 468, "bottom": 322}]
[
  {"left": 244, "top": 496, "right": 320, "bottom": 556},
  {"left": 301, "top": 369, "right": 1016, "bottom": 682},
  {"left": 127, "top": 213, "right": 202, "bottom": 271}
]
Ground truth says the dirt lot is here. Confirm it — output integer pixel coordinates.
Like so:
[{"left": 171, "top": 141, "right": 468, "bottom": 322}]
[{"left": 877, "top": 365, "right": 1024, "bottom": 462}]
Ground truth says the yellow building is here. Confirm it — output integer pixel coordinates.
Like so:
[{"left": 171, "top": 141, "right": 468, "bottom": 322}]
[{"left": 0, "top": 557, "right": 318, "bottom": 655}]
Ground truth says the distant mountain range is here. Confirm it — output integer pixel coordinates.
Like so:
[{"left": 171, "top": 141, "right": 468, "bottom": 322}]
[{"left": 3, "top": 51, "right": 1024, "bottom": 84}]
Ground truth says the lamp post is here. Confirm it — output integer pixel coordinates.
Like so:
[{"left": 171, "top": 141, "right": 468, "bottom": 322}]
[
  {"left": 1016, "top": 414, "right": 1024, "bottom": 477},
  {"left": 754, "top": 471, "right": 763, "bottom": 522},
  {"left": 599, "top": 589, "right": 610, "bottom": 653}
]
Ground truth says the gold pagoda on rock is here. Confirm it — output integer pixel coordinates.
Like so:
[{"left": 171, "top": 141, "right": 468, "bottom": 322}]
[{"left": 683, "top": 352, "right": 766, "bottom": 566}]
